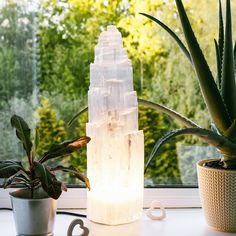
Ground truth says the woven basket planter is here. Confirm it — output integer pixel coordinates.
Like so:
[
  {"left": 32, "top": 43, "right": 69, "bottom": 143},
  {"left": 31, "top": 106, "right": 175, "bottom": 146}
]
[{"left": 197, "top": 159, "right": 236, "bottom": 232}]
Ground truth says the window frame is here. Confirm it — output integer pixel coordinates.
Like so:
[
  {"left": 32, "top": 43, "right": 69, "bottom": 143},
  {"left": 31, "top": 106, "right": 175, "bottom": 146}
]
[{"left": 0, "top": 187, "right": 200, "bottom": 209}]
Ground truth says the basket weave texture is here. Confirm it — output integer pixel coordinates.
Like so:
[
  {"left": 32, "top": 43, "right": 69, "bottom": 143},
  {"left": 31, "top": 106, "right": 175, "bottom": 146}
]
[{"left": 197, "top": 159, "right": 236, "bottom": 232}]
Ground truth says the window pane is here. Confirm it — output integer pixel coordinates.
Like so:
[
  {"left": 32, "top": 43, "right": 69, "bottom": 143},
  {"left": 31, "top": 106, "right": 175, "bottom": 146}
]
[
  {"left": 1, "top": 0, "right": 234, "bottom": 187},
  {"left": 0, "top": 0, "right": 37, "bottom": 160}
]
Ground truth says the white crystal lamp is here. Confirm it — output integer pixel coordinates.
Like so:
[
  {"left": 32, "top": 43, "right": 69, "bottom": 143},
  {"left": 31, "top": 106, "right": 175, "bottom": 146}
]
[{"left": 86, "top": 25, "right": 144, "bottom": 225}]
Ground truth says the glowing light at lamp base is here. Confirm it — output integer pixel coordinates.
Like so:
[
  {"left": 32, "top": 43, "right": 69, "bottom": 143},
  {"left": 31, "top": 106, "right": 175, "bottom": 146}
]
[{"left": 87, "top": 188, "right": 143, "bottom": 225}]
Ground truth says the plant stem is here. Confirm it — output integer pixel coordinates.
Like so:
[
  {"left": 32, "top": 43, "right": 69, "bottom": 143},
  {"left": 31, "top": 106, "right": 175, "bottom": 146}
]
[
  {"left": 30, "top": 185, "right": 34, "bottom": 199},
  {"left": 30, "top": 170, "right": 35, "bottom": 199}
]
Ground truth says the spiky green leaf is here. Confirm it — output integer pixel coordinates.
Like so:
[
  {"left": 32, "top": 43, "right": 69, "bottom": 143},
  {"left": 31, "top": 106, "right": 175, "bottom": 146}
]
[
  {"left": 218, "top": 0, "right": 224, "bottom": 67},
  {"left": 68, "top": 107, "right": 88, "bottom": 126},
  {"left": 221, "top": 0, "right": 236, "bottom": 120},
  {"left": 214, "top": 39, "right": 221, "bottom": 89},
  {"left": 11, "top": 115, "right": 33, "bottom": 159},
  {"left": 211, "top": 123, "right": 220, "bottom": 134},
  {"left": 225, "top": 119, "right": 236, "bottom": 142},
  {"left": 39, "top": 136, "right": 90, "bottom": 163},
  {"left": 145, "top": 127, "right": 236, "bottom": 172},
  {"left": 139, "top": 13, "right": 192, "bottom": 64},
  {"left": 138, "top": 99, "right": 199, "bottom": 128},
  {"left": 234, "top": 41, "right": 236, "bottom": 71},
  {"left": 174, "top": 0, "right": 231, "bottom": 133},
  {"left": 34, "top": 161, "right": 62, "bottom": 199}
]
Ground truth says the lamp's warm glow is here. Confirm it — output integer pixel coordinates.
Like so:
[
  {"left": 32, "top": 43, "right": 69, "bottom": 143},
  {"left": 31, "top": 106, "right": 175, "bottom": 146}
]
[{"left": 86, "top": 25, "right": 144, "bottom": 225}]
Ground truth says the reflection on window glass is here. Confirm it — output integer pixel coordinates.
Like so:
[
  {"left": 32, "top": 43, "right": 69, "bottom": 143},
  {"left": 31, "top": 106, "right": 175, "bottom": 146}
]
[
  {"left": 177, "top": 145, "right": 221, "bottom": 186},
  {"left": 0, "top": 0, "right": 36, "bottom": 160},
  {"left": 1, "top": 0, "right": 233, "bottom": 186}
]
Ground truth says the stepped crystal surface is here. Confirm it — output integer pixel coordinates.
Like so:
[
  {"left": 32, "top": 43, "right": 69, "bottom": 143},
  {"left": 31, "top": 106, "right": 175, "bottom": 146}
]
[{"left": 86, "top": 25, "right": 144, "bottom": 225}]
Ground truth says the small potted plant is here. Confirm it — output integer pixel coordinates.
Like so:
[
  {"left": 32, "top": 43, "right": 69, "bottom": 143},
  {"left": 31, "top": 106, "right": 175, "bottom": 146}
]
[
  {"left": 140, "top": 0, "right": 236, "bottom": 232},
  {"left": 0, "top": 114, "right": 90, "bottom": 236}
]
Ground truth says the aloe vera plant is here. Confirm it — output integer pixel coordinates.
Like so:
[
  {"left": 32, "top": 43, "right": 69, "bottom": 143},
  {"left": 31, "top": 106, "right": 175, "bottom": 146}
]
[
  {"left": 140, "top": 0, "right": 236, "bottom": 170},
  {"left": 0, "top": 115, "right": 90, "bottom": 199}
]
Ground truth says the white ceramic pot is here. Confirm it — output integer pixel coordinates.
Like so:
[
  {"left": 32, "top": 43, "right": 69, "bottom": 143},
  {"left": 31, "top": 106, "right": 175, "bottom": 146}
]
[{"left": 197, "top": 159, "right": 236, "bottom": 232}]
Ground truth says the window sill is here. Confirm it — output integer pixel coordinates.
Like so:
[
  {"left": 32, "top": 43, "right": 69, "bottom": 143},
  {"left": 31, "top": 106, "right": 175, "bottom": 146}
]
[
  {"left": 0, "top": 188, "right": 201, "bottom": 208},
  {"left": 0, "top": 208, "right": 230, "bottom": 236}
]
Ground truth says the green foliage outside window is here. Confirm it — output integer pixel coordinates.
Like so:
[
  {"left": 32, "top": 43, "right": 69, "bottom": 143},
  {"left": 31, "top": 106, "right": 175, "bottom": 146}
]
[
  {"left": 139, "top": 106, "right": 181, "bottom": 185},
  {"left": 35, "top": 97, "right": 67, "bottom": 158},
  {"left": 1, "top": 0, "right": 235, "bottom": 185},
  {"left": 0, "top": 2, "right": 34, "bottom": 108}
]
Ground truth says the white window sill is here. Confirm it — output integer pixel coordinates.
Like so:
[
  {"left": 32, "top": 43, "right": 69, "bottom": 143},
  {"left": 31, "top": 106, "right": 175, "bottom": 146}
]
[
  {"left": 0, "top": 188, "right": 201, "bottom": 208},
  {"left": 0, "top": 208, "right": 230, "bottom": 236}
]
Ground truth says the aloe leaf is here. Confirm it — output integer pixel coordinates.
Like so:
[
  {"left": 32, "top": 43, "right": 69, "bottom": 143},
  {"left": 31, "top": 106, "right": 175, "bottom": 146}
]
[
  {"left": 11, "top": 115, "right": 33, "bottom": 159},
  {"left": 139, "top": 13, "right": 192, "bottom": 64},
  {"left": 34, "top": 161, "right": 62, "bottom": 199},
  {"left": 218, "top": 0, "right": 224, "bottom": 67},
  {"left": 145, "top": 127, "right": 236, "bottom": 171},
  {"left": 50, "top": 165, "right": 90, "bottom": 190},
  {"left": 39, "top": 136, "right": 91, "bottom": 163},
  {"left": 234, "top": 41, "right": 236, "bottom": 71},
  {"left": 0, "top": 161, "right": 23, "bottom": 178},
  {"left": 174, "top": 0, "right": 231, "bottom": 133},
  {"left": 221, "top": 0, "right": 236, "bottom": 120},
  {"left": 138, "top": 99, "right": 199, "bottom": 128},
  {"left": 68, "top": 106, "right": 88, "bottom": 126},
  {"left": 211, "top": 122, "right": 220, "bottom": 134},
  {"left": 214, "top": 39, "right": 221, "bottom": 89},
  {"left": 225, "top": 119, "right": 236, "bottom": 142}
]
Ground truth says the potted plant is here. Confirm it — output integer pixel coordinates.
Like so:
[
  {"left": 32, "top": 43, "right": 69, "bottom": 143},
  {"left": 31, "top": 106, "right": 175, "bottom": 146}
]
[
  {"left": 140, "top": 0, "right": 236, "bottom": 232},
  {"left": 0, "top": 114, "right": 90, "bottom": 236}
]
